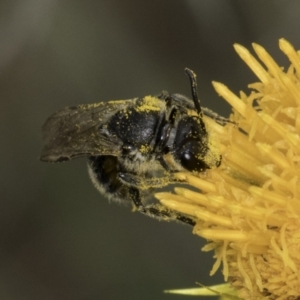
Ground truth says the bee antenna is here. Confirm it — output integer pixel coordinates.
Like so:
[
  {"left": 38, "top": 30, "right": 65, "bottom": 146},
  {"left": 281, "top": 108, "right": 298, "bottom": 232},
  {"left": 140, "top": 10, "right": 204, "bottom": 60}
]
[{"left": 184, "top": 68, "right": 203, "bottom": 117}]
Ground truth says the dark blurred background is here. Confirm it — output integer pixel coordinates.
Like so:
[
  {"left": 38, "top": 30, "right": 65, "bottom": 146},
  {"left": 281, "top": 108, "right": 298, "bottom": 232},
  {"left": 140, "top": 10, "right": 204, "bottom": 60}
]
[{"left": 1, "top": 1, "right": 300, "bottom": 299}]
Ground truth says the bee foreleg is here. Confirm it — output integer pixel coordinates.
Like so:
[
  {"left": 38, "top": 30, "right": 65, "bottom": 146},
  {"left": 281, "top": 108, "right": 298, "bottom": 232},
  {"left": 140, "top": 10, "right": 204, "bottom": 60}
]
[
  {"left": 202, "top": 107, "right": 235, "bottom": 126},
  {"left": 128, "top": 187, "right": 196, "bottom": 226},
  {"left": 118, "top": 172, "right": 175, "bottom": 189}
]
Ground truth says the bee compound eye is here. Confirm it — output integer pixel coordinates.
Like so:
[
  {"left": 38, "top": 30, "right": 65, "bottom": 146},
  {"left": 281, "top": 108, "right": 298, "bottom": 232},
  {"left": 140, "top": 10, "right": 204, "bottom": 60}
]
[
  {"left": 179, "top": 141, "right": 208, "bottom": 172},
  {"left": 180, "top": 151, "right": 197, "bottom": 171},
  {"left": 122, "top": 143, "right": 135, "bottom": 155}
]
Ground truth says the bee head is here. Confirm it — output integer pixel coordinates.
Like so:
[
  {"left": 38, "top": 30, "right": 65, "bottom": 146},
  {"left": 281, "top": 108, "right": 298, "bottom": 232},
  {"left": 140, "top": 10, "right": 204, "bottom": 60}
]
[
  {"left": 172, "top": 115, "right": 214, "bottom": 172},
  {"left": 170, "top": 68, "right": 221, "bottom": 172}
]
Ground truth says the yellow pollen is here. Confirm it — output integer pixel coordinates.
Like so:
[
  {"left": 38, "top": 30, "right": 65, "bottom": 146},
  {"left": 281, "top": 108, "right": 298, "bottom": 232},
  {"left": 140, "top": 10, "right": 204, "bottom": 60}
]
[{"left": 156, "top": 39, "right": 300, "bottom": 300}]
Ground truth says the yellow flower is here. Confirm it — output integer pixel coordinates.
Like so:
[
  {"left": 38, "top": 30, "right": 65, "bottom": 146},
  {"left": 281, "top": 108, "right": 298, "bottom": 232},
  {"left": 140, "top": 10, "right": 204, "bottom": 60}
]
[{"left": 156, "top": 39, "right": 300, "bottom": 300}]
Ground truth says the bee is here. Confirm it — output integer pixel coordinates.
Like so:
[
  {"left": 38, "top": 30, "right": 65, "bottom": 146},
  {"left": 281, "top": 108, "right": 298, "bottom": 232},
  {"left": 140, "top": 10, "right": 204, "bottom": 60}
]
[{"left": 40, "top": 69, "right": 223, "bottom": 226}]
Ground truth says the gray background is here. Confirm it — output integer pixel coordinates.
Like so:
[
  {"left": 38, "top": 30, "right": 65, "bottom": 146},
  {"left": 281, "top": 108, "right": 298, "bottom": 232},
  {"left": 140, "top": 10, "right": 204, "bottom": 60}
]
[{"left": 1, "top": 1, "right": 300, "bottom": 299}]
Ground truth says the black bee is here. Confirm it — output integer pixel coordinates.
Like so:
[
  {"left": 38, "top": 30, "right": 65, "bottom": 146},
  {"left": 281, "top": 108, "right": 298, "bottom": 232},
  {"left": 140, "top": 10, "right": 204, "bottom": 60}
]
[{"left": 40, "top": 69, "right": 222, "bottom": 226}]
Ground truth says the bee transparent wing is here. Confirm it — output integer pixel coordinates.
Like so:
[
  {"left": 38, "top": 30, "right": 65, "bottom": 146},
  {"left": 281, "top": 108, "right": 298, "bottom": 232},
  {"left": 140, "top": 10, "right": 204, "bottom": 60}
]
[{"left": 40, "top": 99, "right": 136, "bottom": 162}]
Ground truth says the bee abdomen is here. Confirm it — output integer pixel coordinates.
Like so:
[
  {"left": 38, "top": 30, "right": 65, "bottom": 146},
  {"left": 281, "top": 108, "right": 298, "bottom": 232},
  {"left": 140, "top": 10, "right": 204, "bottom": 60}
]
[{"left": 88, "top": 156, "right": 133, "bottom": 203}]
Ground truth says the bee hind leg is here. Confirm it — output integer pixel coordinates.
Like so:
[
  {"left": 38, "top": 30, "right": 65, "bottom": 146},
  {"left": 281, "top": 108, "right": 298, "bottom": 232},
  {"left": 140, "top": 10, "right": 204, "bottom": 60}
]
[
  {"left": 118, "top": 172, "right": 176, "bottom": 189},
  {"left": 128, "top": 187, "right": 195, "bottom": 226}
]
